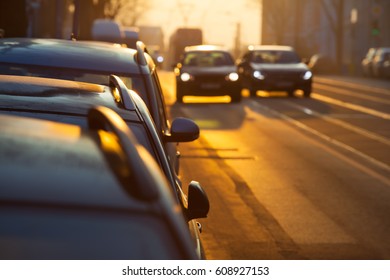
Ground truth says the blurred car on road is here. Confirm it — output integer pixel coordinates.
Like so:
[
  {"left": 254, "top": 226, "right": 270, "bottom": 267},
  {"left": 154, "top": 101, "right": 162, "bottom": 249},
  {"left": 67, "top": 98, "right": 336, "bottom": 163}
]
[
  {"left": 0, "top": 108, "right": 198, "bottom": 260},
  {"left": 371, "top": 47, "right": 390, "bottom": 79},
  {"left": 361, "top": 47, "right": 377, "bottom": 77},
  {"left": 174, "top": 45, "right": 242, "bottom": 103},
  {"left": 0, "top": 74, "right": 209, "bottom": 259},
  {"left": 92, "top": 18, "right": 125, "bottom": 44},
  {"left": 0, "top": 37, "right": 189, "bottom": 174},
  {"left": 123, "top": 26, "right": 140, "bottom": 49},
  {"left": 237, "top": 45, "right": 313, "bottom": 97}
]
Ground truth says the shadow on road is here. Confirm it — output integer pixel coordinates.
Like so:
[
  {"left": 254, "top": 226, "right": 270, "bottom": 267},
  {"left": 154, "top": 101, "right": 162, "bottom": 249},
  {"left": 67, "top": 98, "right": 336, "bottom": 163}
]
[{"left": 170, "top": 101, "right": 246, "bottom": 130}]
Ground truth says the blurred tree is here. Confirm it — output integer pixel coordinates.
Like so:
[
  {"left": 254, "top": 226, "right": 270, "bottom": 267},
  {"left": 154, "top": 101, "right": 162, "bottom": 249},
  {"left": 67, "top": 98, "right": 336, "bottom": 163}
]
[
  {"left": 0, "top": 0, "right": 28, "bottom": 37},
  {"left": 261, "top": 0, "right": 293, "bottom": 44},
  {"left": 38, "top": 0, "right": 57, "bottom": 37},
  {"left": 76, "top": 0, "right": 107, "bottom": 39},
  {"left": 250, "top": 0, "right": 344, "bottom": 73},
  {"left": 107, "top": 0, "right": 151, "bottom": 26},
  {"left": 248, "top": 0, "right": 294, "bottom": 45},
  {"left": 320, "top": 0, "right": 344, "bottom": 74}
]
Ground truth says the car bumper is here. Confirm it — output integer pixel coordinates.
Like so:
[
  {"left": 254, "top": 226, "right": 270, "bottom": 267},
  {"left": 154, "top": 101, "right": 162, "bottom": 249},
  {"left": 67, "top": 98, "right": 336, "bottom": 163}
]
[
  {"left": 251, "top": 78, "right": 312, "bottom": 91},
  {"left": 177, "top": 80, "right": 241, "bottom": 96}
]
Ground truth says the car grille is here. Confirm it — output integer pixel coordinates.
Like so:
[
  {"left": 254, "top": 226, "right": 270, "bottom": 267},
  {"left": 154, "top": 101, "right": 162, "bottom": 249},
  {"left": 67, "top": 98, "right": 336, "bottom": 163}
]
[
  {"left": 193, "top": 74, "right": 226, "bottom": 83},
  {"left": 264, "top": 71, "right": 301, "bottom": 81}
]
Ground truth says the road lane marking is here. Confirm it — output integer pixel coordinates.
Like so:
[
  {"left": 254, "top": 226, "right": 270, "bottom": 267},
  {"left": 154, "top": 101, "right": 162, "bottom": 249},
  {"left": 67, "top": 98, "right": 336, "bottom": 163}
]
[
  {"left": 312, "top": 93, "right": 390, "bottom": 120},
  {"left": 314, "top": 83, "right": 390, "bottom": 104},
  {"left": 314, "top": 77, "right": 390, "bottom": 96},
  {"left": 249, "top": 100, "right": 390, "bottom": 185},
  {"left": 285, "top": 101, "right": 390, "bottom": 146},
  {"left": 201, "top": 108, "right": 356, "bottom": 246},
  {"left": 181, "top": 154, "right": 256, "bottom": 160},
  {"left": 194, "top": 136, "right": 303, "bottom": 258}
]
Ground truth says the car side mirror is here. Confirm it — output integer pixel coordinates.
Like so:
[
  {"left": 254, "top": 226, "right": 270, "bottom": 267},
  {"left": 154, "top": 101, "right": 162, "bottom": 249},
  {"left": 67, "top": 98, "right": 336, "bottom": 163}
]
[
  {"left": 186, "top": 181, "right": 209, "bottom": 220},
  {"left": 165, "top": 117, "right": 199, "bottom": 142}
]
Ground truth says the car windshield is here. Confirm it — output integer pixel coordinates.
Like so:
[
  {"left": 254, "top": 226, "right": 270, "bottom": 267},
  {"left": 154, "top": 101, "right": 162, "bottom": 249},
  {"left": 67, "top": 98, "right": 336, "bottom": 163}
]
[
  {"left": 0, "top": 63, "right": 147, "bottom": 101},
  {"left": 183, "top": 51, "right": 234, "bottom": 67},
  {"left": 251, "top": 50, "right": 301, "bottom": 64}
]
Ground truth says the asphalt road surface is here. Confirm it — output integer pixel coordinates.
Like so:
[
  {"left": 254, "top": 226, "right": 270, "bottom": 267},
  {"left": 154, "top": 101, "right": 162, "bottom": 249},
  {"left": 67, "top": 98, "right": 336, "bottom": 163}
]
[{"left": 159, "top": 71, "right": 390, "bottom": 260}]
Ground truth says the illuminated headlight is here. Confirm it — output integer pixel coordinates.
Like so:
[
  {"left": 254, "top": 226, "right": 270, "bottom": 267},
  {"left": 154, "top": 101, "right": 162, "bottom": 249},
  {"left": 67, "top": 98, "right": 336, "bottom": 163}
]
[
  {"left": 303, "top": 71, "right": 312, "bottom": 80},
  {"left": 227, "top": 72, "right": 239, "bottom": 81},
  {"left": 253, "top": 70, "right": 265, "bottom": 80},
  {"left": 180, "top": 72, "right": 191, "bottom": 82},
  {"left": 157, "top": 56, "right": 164, "bottom": 63}
]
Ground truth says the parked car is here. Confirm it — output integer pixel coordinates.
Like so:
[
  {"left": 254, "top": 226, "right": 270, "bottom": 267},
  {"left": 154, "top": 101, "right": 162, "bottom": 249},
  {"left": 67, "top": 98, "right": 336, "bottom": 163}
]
[
  {"left": 361, "top": 47, "right": 377, "bottom": 77},
  {"left": 237, "top": 45, "right": 313, "bottom": 97},
  {"left": 0, "top": 37, "right": 187, "bottom": 174},
  {"left": 123, "top": 26, "right": 140, "bottom": 49},
  {"left": 174, "top": 45, "right": 242, "bottom": 103},
  {"left": 371, "top": 47, "right": 390, "bottom": 79},
  {"left": 0, "top": 74, "right": 209, "bottom": 259},
  {"left": 92, "top": 19, "right": 124, "bottom": 43},
  {"left": 0, "top": 108, "right": 198, "bottom": 260}
]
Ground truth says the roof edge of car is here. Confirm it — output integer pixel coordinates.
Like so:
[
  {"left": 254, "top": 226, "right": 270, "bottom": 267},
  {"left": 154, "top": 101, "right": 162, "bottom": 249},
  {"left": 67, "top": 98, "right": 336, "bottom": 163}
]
[
  {"left": 87, "top": 106, "right": 160, "bottom": 201},
  {"left": 109, "top": 74, "right": 136, "bottom": 110},
  {"left": 135, "top": 41, "right": 148, "bottom": 66},
  {"left": 248, "top": 45, "right": 294, "bottom": 51},
  {"left": 184, "top": 45, "right": 229, "bottom": 52}
]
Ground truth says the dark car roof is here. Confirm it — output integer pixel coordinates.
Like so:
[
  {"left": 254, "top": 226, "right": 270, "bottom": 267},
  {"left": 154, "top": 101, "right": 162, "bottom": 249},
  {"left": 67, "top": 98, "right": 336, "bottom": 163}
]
[
  {"left": 0, "top": 38, "right": 142, "bottom": 74},
  {"left": 0, "top": 38, "right": 164, "bottom": 131},
  {"left": 248, "top": 45, "right": 295, "bottom": 52},
  {"left": 0, "top": 112, "right": 197, "bottom": 259},
  {"left": 184, "top": 45, "right": 231, "bottom": 53},
  {"left": 0, "top": 75, "right": 139, "bottom": 122},
  {"left": 0, "top": 114, "right": 140, "bottom": 208},
  {"left": 0, "top": 74, "right": 178, "bottom": 195}
]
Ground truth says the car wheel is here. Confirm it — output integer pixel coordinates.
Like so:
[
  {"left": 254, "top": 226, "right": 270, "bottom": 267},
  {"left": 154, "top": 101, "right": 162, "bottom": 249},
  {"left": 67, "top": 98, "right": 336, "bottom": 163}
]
[
  {"left": 176, "top": 87, "right": 184, "bottom": 103},
  {"left": 303, "top": 89, "right": 311, "bottom": 97},
  {"left": 249, "top": 87, "right": 257, "bottom": 97},
  {"left": 230, "top": 92, "right": 242, "bottom": 103}
]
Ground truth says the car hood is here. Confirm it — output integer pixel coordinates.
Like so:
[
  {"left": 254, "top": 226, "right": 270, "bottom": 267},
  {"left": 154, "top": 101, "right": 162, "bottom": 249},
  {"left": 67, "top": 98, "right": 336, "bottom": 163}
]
[
  {"left": 181, "top": 65, "right": 237, "bottom": 75},
  {"left": 250, "top": 62, "right": 309, "bottom": 72}
]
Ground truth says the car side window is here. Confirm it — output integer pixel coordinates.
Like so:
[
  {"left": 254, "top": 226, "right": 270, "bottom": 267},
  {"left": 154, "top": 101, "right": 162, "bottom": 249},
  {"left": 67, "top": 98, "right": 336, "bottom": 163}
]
[
  {"left": 151, "top": 71, "right": 170, "bottom": 132},
  {"left": 183, "top": 53, "right": 198, "bottom": 66}
]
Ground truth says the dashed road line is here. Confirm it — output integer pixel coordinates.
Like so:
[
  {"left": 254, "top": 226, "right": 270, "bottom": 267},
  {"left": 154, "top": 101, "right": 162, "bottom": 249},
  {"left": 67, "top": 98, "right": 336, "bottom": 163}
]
[
  {"left": 285, "top": 101, "right": 390, "bottom": 146},
  {"left": 311, "top": 93, "right": 390, "bottom": 120},
  {"left": 314, "top": 83, "right": 390, "bottom": 104},
  {"left": 248, "top": 99, "right": 390, "bottom": 185}
]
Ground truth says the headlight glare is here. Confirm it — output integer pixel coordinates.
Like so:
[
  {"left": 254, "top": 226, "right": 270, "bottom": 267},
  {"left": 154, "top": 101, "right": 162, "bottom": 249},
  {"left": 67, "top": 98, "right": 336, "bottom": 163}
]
[
  {"left": 157, "top": 56, "right": 164, "bottom": 63},
  {"left": 303, "top": 71, "right": 312, "bottom": 80},
  {"left": 228, "top": 72, "right": 239, "bottom": 81},
  {"left": 180, "top": 72, "right": 191, "bottom": 82},
  {"left": 253, "top": 70, "right": 265, "bottom": 80}
]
